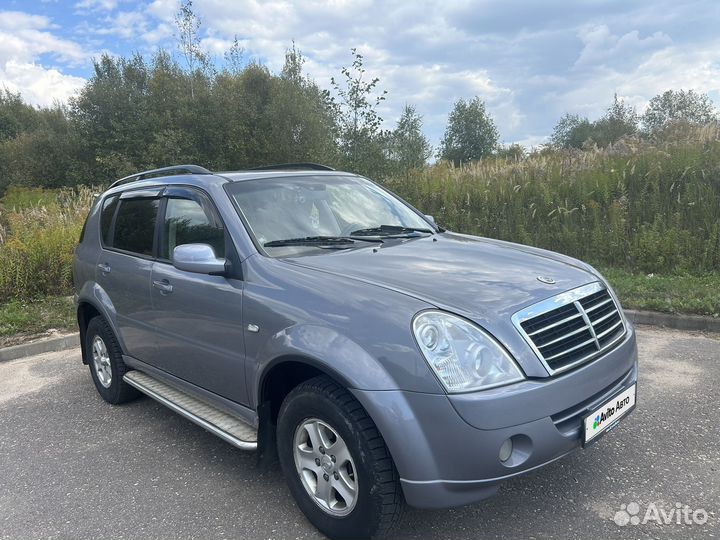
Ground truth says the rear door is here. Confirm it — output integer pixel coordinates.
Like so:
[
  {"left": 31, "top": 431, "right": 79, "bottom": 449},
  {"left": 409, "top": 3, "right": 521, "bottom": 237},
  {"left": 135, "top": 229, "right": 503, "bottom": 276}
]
[
  {"left": 96, "top": 188, "right": 162, "bottom": 361},
  {"left": 148, "top": 186, "right": 248, "bottom": 405}
]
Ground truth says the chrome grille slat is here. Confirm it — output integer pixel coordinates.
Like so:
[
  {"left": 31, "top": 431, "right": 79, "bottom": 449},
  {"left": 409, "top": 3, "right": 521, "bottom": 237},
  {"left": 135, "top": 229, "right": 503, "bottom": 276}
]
[
  {"left": 543, "top": 337, "right": 598, "bottom": 361},
  {"left": 527, "top": 312, "right": 583, "bottom": 336},
  {"left": 512, "top": 282, "right": 627, "bottom": 375},
  {"left": 584, "top": 297, "right": 613, "bottom": 312},
  {"left": 538, "top": 324, "right": 591, "bottom": 349},
  {"left": 588, "top": 308, "right": 618, "bottom": 325},
  {"left": 596, "top": 319, "right": 623, "bottom": 339}
]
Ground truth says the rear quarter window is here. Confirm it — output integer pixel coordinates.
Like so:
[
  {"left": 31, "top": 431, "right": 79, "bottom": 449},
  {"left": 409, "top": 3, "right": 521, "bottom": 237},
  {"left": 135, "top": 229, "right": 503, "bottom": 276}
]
[{"left": 99, "top": 195, "right": 119, "bottom": 245}]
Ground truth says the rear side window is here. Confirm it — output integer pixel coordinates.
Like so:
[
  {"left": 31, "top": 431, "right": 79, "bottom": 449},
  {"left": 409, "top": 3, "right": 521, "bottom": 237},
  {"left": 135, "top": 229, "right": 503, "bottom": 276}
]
[
  {"left": 100, "top": 195, "right": 119, "bottom": 245},
  {"left": 111, "top": 198, "right": 159, "bottom": 256}
]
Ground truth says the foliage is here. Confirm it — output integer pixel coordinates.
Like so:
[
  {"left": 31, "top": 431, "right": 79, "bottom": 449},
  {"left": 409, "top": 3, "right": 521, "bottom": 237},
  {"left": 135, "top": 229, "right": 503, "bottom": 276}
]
[
  {"left": 550, "top": 113, "right": 594, "bottom": 149},
  {"left": 438, "top": 97, "right": 499, "bottom": 165},
  {"left": 388, "top": 104, "right": 432, "bottom": 172},
  {"left": 386, "top": 123, "right": 720, "bottom": 275},
  {"left": 0, "top": 186, "right": 95, "bottom": 301},
  {"left": 643, "top": 89, "right": 717, "bottom": 134},
  {"left": 330, "top": 48, "right": 389, "bottom": 178},
  {"left": 550, "top": 95, "right": 638, "bottom": 149}
]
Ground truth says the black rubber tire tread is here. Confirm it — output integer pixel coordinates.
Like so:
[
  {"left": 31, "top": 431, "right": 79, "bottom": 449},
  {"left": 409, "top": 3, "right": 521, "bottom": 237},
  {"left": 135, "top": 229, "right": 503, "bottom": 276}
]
[
  {"left": 85, "top": 316, "right": 139, "bottom": 405},
  {"left": 277, "top": 375, "right": 404, "bottom": 539}
]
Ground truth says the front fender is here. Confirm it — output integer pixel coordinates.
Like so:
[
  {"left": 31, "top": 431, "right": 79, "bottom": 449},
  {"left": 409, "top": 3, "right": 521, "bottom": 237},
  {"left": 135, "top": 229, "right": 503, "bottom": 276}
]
[{"left": 250, "top": 323, "right": 400, "bottom": 407}]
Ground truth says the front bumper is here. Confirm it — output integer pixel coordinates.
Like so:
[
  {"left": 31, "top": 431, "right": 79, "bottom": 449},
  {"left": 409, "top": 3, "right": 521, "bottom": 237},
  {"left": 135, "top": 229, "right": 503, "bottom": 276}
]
[{"left": 351, "top": 326, "right": 638, "bottom": 509}]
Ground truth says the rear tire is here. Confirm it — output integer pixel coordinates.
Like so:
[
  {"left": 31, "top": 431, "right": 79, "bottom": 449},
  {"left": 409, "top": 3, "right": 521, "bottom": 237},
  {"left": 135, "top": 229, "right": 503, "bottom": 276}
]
[
  {"left": 84, "top": 316, "right": 139, "bottom": 404},
  {"left": 277, "top": 376, "right": 404, "bottom": 539}
]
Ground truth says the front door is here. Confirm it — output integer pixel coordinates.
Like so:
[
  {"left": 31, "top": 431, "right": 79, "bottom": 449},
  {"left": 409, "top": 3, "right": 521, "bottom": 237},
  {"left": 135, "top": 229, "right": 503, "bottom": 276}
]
[{"left": 148, "top": 187, "right": 248, "bottom": 405}]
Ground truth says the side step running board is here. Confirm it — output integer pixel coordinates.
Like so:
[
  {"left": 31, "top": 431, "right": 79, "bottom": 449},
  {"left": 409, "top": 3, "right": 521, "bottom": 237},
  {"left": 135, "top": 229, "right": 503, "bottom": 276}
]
[{"left": 123, "top": 370, "right": 257, "bottom": 451}]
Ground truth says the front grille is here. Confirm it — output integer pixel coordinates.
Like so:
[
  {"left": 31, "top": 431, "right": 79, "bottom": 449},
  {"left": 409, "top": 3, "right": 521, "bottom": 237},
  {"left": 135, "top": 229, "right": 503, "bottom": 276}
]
[{"left": 512, "top": 282, "right": 626, "bottom": 375}]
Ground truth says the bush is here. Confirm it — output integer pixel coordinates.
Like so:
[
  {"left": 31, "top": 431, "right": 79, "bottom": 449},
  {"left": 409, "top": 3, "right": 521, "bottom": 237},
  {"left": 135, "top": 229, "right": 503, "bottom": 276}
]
[{"left": 0, "top": 186, "right": 95, "bottom": 301}]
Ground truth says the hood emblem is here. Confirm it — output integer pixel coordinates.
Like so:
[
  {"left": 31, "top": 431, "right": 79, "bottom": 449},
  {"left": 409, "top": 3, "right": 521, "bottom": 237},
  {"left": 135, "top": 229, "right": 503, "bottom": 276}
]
[{"left": 537, "top": 276, "right": 556, "bottom": 285}]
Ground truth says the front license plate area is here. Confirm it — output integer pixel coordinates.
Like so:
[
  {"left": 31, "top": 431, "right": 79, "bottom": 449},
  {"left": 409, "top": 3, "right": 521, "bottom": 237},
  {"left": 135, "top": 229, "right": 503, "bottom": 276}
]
[{"left": 583, "top": 384, "right": 636, "bottom": 445}]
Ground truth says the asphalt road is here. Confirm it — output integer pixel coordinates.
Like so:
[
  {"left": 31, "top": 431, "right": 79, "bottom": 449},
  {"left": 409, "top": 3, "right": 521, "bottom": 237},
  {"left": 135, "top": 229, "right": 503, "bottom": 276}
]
[{"left": 1, "top": 326, "right": 718, "bottom": 539}]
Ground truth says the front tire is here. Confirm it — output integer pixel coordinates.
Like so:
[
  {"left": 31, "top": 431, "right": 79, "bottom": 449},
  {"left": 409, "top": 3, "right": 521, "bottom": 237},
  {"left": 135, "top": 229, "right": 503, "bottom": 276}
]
[
  {"left": 84, "top": 316, "right": 139, "bottom": 404},
  {"left": 277, "top": 376, "right": 404, "bottom": 539}
]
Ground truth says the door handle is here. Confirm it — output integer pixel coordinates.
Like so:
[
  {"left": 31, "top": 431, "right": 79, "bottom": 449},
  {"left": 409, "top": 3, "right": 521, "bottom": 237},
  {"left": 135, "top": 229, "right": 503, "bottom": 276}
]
[
  {"left": 152, "top": 279, "right": 174, "bottom": 294},
  {"left": 97, "top": 263, "right": 111, "bottom": 274}
]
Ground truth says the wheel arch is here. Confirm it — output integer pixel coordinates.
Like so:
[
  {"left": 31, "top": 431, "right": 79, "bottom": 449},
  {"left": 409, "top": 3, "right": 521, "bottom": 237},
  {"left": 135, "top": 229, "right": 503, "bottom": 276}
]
[
  {"left": 76, "top": 283, "right": 123, "bottom": 364},
  {"left": 258, "top": 355, "right": 354, "bottom": 424}
]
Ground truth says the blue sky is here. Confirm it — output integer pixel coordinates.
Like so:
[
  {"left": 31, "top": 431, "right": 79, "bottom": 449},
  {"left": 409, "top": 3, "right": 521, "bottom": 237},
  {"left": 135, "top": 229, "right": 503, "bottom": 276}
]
[{"left": 1, "top": 0, "right": 719, "bottom": 148}]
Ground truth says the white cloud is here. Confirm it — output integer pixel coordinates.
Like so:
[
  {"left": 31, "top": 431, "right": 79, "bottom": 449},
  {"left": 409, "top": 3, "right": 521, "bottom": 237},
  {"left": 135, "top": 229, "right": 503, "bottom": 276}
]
[
  {"left": 0, "top": 10, "right": 89, "bottom": 106},
  {"left": 1, "top": 60, "right": 85, "bottom": 106},
  {"left": 575, "top": 24, "right": 672, "bottom": 68},
  {"left": 74, "top": 0, "right": 119, "bottom": 12}
]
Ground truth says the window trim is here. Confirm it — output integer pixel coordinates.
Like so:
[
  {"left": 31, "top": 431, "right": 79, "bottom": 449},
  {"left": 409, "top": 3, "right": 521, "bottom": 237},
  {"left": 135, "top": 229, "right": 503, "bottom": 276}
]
[
  {"left": 155, "top": 185, "right": 237, "bottom": 276},
  {"left": 97, "top": 184, "right": 241, "bottom": 279},
  {"left": 100, "top": 188, "right": 163, "bottom": 259}
]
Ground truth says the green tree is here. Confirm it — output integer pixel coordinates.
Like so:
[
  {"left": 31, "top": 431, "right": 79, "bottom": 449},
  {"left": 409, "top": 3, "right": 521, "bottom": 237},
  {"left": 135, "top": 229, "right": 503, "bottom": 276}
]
[
  {"left": 174, "top": 0, "right": 210, "bottom": 99},
  {"left": 643, "top": 89, "right": 717, "bottom": 133},
  {"left": 496, "top": 143, "right": 525, "bottom": 161},
  {"left": 550, "top": 113, "right": 594, "bottom": 149},
  {"left": 389, "top": 104, "right": 431, "bottom": 172},
  {"left": 262, "top": 44, "right": 337, "bottom": 165},
  {"left": 70, "top": 54, "right": 152, "bottom": 180},
  {"left": 438, "top": 97, "right": 499, "bottom": 165},
  {"left": 223, "top": 35, "right": 245, "bottom": 75},
  {"left": 592, "top": 94, "right": 638, "bottom": 147},
  {"left": 330, "top": 48, "right": 389, "bottom": 177}
]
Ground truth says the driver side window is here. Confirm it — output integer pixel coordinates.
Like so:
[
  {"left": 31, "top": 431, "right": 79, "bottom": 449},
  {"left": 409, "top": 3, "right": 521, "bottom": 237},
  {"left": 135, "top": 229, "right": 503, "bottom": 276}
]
[{"left": 162, "top": 197, "right": 225, "bottom": 261}]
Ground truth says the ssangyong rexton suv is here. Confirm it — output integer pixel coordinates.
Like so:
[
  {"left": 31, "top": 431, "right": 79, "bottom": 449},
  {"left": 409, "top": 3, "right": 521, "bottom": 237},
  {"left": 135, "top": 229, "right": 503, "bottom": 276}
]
[{"left": 73, "top": 163, "right": 638, "bottom": 539}]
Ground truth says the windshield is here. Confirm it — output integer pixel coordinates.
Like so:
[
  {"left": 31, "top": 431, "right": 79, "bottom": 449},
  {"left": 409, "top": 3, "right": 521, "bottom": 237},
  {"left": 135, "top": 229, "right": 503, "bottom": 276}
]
[{"left": 225, "top": 175, "right": 433, "bottom": 255}]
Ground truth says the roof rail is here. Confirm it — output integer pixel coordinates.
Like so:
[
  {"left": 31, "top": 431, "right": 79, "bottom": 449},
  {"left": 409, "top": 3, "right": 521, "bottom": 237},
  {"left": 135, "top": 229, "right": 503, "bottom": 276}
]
[
  {"left": 109, "top": 164, "right": 212, "bottom": 189},
  {"left": 249, "top": 163, "right": 335, "bottom": 172}
]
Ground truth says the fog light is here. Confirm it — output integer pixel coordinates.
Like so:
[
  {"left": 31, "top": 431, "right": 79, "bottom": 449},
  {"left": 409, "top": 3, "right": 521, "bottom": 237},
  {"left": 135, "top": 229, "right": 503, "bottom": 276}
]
[{"left": 499, "top": 438, "right": 513, "bottom": 462}]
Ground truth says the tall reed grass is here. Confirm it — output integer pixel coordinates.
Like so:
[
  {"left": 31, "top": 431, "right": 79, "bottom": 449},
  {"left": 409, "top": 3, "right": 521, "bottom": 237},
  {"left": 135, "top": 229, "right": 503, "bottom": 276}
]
[
  {"left": 0, "top": 186, "right": 96, "bottom": 301},
  {"left": 386, "top": 125, "right": 720, "bottom": 274}
]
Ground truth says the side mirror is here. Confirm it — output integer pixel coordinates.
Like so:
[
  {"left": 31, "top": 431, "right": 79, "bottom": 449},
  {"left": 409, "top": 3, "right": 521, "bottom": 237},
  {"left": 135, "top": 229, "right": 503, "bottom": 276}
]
[
  {"left": 424, "top": 214, "right": 437, "bottom": 226},
  {"left": 173, "top": 244, "right": 227, "bottom": 275}
]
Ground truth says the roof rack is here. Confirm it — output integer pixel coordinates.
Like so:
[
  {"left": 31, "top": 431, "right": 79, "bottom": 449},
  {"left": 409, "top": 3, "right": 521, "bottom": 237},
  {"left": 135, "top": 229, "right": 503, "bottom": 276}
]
[
  {"left": 109, "top": 164, "right": 211, "bottom": 189},
  {"left": 249, "top": 163, "right": 335, "bottom": 172}
]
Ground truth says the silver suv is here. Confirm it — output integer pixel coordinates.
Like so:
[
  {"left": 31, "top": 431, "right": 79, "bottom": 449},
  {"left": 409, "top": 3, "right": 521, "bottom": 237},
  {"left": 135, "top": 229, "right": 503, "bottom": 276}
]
[{"left": 73, "top": 163, "right": 638, "bottom": 539}]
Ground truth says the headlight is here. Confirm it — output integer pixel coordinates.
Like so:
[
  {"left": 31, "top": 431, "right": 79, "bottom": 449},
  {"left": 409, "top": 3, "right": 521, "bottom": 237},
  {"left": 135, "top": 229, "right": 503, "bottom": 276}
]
[{"left": 412, "top": 311, "right": 524, "bottom": 393}]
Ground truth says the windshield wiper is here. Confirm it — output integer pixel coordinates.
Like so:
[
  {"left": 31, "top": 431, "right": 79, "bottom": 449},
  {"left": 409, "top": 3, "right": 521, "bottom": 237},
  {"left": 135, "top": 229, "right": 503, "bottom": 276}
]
[
  {"left": 350, "top": 225, "right": 435, "bottom": 237},
  {"left": 263, "top": 236, "right": 381, "bottom": 248}
]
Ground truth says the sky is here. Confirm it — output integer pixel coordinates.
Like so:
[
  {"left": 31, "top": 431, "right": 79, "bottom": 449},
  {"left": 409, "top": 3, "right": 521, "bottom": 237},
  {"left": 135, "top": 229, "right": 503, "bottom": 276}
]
[{"left": 0, "top": 0, "right": 719, "bottom": 148}]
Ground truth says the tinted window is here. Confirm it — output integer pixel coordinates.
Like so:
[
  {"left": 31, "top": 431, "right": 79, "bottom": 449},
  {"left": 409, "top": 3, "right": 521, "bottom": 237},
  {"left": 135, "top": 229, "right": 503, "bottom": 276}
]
[
  {"left": 100, "top": 195, "right": 119, "bottom": 245},
  {"left": 112, "top": 198, "right": 159, "bottom": 256},
  {"left": 163, "top": 197, "right": 225, "bottom": 260}
]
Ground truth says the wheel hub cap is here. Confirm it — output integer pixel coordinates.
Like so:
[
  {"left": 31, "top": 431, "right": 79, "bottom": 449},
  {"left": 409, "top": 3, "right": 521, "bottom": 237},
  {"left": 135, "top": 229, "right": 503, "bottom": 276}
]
[
  {"left": 293, "top": 418, "right": 358, "bottom": 516},
  {"left": 91, "top": 335, "right": 112, "bottom": 389}
]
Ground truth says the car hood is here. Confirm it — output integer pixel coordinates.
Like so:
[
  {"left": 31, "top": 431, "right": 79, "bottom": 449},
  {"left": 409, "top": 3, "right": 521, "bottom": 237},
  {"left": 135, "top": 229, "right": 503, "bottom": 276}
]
[{"left": 284, "top": 231, "right": 598, "bottom": 325}]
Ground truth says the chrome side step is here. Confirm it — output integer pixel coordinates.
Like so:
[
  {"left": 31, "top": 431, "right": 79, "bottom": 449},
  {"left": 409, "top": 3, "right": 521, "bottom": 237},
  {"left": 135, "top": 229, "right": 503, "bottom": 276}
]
[{"left": 123, "top": 370, "right": 257, "bottom": 451}]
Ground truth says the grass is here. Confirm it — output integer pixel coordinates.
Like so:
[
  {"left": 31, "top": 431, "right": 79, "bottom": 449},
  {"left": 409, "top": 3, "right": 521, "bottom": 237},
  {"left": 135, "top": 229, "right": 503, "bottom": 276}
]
[
  {"left": 386, "top": 125, "right": 720, "bottom": 275},
  {"left": 0, "top": 295, "right": 76, "bottom": 347},
  {"left": 602, "top": 268, "right": 720, "bottom": 317},
  {"left": 0, "top": 185, "right": 96, "bottom": 300}
]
